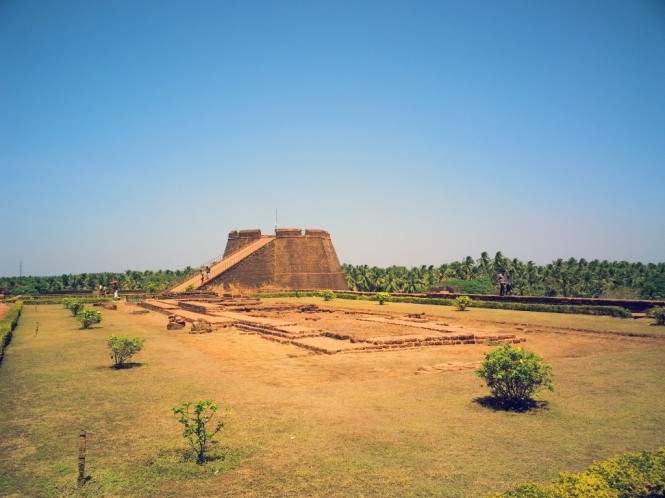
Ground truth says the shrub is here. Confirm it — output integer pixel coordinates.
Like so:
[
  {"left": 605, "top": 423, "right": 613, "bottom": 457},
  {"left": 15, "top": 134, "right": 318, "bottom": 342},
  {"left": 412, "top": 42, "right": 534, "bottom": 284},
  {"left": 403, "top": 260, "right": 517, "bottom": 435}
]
[
  {"left": 375, "top": 292, "right": 391, "bottom": 305},
  {"left": 647, "top": 306, "right": 665, "bottom": 326},
  {"left": 488, "top": 447, "right": 665, "bottom": 497},
  {"left": 23, "top": 296, "right": 111, "bottom": 306},
  {"left": 107, "top": 335, "right": 145, "bottom": 368},
  {"left": 476, "top": 344, "right": 553, "bottom": 410},
  {"left": 65, "top": 300, "right": 86, "bottom": 316},
  {"left": 76, "top": 309, "right": 102, "bottom": 329},
  {"left": 452, "top": 295, "right": 473, "bottom": 311},
  {"left": 173, "top": 400, "right": 227, "bottom": 464},
  {"left": 321, "top": 290, "right": 335, "bottom": 301}
]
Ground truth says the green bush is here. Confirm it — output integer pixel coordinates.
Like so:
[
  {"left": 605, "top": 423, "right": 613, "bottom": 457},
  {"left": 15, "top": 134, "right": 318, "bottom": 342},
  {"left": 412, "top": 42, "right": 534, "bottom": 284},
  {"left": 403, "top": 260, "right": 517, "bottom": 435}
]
[
  {"left": 647, "top": 306, "right": 665, "bottom": 326},
  {"left": 173, "top": 400, "right": 227, "bottom": 464},
  {"left": 17, "top": 296, "right": 111, "bottom": 306},
  {"left": 76, "top": 309, "right": 102, "bottom": 329},
  {"left": 321, "top": 290, "right": 336, "bottom": 301},
  {"left": 476, "top": 344, "right": 553, "bottom": 410},
  {"left": 64, "top": 299, "right": 86, "bottom": 316},
  {"left": 107, "top": 335, "right": 145, "bottom": 368},
  {"left": 452, "top": 295, "right": 474, "bottom": 311},
  {"left": 375, "top": 292, "right": 391, "bottom": 305},
  {"left": 0, "top": 301, "right": 23, "bottom": 363},
  {"left": 489, "top": 447, "right": 665, "bottom": 497}
]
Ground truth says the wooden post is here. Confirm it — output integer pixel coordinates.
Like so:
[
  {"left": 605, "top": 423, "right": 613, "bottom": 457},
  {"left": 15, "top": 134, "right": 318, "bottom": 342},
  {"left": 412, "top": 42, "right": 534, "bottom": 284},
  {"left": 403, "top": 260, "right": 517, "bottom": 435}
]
[{"left": 77, "top": 430, "right": 86, "bottom": 486}]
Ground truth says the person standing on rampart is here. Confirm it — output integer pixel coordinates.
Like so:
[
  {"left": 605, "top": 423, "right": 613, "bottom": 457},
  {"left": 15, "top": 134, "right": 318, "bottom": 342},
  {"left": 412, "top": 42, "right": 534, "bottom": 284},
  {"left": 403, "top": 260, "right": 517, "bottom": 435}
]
[{"left": 498, "top": 272, "right": 507, "bottom": 296}]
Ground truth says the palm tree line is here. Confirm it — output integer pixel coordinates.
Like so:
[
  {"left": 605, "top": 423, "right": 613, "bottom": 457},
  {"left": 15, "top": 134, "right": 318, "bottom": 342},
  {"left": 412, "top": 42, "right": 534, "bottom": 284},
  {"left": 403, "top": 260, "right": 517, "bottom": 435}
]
[
  {"left": 343, "top": 252, "right": 665, "bottom": 300},
  {"left": 0, "top": 268, "right": 198, "bottom": 296},
  {"left": 1, "top": 253, "right": 664, "bottom": 300}
]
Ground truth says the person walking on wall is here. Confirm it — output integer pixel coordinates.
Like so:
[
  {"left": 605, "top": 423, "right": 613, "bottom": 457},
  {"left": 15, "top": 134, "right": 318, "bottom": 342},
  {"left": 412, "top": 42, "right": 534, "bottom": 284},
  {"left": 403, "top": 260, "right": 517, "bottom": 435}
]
[
  {"left": 498, "top": 272, "right": 507, "bottom": 296},
  {"left": 506, "top": 272, "right": 513, "bottom": 296}
]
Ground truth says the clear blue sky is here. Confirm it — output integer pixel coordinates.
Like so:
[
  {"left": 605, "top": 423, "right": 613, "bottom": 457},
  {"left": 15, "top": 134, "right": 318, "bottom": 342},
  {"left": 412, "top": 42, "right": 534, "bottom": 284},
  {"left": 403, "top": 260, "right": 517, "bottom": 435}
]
[{"left": 2, "top": 0, "right": 664, "bottom": 277}]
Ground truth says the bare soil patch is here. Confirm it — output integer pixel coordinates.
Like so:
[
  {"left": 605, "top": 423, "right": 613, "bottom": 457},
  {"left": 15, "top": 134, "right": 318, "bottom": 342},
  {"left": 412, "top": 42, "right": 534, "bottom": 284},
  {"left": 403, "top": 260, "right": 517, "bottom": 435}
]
[{"left": 0, "top": 302, "right": 8, "bottom": 320}]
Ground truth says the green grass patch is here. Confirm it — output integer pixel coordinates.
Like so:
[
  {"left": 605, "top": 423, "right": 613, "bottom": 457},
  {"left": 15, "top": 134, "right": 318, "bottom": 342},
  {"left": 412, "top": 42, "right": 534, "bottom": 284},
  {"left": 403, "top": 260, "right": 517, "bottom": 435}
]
[
  {"left": 1, "top": 303, "right": 664, "bottom": 497},
  {"left": 0, "top": 300, "right": 22, "bottom": 362}
]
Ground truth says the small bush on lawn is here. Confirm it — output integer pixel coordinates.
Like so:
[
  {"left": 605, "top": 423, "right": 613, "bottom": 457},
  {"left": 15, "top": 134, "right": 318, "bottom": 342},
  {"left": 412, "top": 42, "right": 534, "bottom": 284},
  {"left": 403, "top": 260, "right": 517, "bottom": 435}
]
[
  {"left": 476, "top": 343, "right": 553, "bottom": 410},
  {"left": 452, "top": 295, "right": 473, "bottom": 311},
  {"left": 107, "top": 335, "right": 145, "bottom": 368},
  {"left": 321, "top": 290, "right": 335, "bottom": 301},
  {"left": 173, "top": 400, "right": 227, "bottom": 464},
  {"left": 76, "top": 309, "right": 102, "bottom": 329},
  {"left": 647, "top": 306, "right": 665, "bottom": 326},
  {"left": 65, "top": 300, "right": 86, "bottom": 316}
]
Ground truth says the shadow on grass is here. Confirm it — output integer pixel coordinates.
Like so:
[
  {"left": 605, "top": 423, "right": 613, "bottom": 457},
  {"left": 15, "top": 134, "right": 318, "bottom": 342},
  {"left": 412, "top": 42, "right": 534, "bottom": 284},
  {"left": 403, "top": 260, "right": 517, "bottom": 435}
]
[
  {"left": 129, "top": 446, "right": 250, "bottom": 485},
  {"left": 92, "top": 362, "right": 145, "bottom": 371},
  {"left": 473, "top": 396, "right": 549, "bottom": 413},
  {"left": 180, "top": 450, "right": 227, "bottom": 464},
  {"left": 111, "top": 362, "right": 144, "bottom": 370}
]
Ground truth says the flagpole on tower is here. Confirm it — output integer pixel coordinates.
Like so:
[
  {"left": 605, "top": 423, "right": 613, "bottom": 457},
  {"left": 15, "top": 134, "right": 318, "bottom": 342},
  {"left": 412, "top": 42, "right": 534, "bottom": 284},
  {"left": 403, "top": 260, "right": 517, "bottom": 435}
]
[{"left": 274, "top": 209, "right": 278, "bottom": 234}]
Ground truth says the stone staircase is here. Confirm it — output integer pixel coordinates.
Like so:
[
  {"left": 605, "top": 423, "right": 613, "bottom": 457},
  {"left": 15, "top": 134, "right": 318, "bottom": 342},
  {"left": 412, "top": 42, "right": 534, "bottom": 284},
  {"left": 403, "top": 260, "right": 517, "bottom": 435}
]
[{"left": 167, "top": 236, "right": 275, "bottom": 293}]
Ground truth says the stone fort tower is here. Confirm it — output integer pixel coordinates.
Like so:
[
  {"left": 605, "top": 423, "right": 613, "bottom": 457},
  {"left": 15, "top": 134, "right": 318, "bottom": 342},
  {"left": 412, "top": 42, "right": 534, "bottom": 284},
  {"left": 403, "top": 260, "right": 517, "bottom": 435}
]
[{"left": 202, "top": 228, "right": 348, "bottom": 291}]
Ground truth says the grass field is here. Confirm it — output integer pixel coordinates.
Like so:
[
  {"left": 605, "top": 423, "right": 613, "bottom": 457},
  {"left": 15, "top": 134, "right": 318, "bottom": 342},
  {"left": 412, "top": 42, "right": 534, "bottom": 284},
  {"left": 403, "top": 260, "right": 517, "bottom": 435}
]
[{"left": 1, "top": 300, "right": 664, "bottom": 497}]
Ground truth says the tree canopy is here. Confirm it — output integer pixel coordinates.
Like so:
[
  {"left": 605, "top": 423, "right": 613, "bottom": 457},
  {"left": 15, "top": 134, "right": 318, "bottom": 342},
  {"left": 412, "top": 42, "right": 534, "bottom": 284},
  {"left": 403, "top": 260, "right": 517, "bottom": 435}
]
[{"left": 1, "top": 255, "right": 664, "bottom": 300}]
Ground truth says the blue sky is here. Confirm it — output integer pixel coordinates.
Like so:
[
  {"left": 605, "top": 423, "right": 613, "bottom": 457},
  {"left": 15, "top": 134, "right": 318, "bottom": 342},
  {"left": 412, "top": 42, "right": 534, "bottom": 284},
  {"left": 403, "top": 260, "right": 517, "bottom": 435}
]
[{"left": 1, "top": 0, "right": 664, "bottom": 277}]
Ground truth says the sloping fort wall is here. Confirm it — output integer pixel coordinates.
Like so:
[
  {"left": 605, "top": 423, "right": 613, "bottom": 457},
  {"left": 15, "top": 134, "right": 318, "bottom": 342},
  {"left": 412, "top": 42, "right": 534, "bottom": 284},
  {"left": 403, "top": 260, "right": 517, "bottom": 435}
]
[{"left": 211, "top": 228, "right": 348, "bottom": 291}]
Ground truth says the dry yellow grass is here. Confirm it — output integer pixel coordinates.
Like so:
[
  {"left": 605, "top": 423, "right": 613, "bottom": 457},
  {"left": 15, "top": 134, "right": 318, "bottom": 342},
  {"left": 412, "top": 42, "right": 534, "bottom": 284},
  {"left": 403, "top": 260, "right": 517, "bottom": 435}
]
[{"left": 0, "top": 300, "right": 664, "bottom": 497}]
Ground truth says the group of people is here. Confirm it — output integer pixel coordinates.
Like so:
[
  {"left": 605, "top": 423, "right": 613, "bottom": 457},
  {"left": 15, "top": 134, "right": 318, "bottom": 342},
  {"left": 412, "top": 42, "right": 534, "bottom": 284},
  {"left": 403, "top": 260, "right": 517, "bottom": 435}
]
[
  {"left": 497, "top": 272, "right": 513, "bottom": 296},
  {"left": 199, "top": 265, "right": 211, "bottom": 284},
  {"left": 98, "top": 282, "right": 120, "bottom": 300}
]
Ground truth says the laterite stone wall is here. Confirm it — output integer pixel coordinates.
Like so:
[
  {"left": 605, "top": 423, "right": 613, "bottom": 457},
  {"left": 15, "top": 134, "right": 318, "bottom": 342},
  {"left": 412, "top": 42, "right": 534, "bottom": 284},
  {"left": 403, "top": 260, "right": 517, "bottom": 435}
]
[
  {"left": 223, "top": 229, "right": 263, "bottom": 258},
  {"left": 212, "top": 228, "right": 348, "bottom": 291}
]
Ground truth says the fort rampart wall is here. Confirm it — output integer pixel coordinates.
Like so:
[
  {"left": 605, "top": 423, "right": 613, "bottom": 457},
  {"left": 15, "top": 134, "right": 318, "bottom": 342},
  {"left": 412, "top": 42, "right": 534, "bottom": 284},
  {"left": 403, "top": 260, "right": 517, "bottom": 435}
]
[{"left": 212, "top": 228, "right": 347, "bottom": 291}]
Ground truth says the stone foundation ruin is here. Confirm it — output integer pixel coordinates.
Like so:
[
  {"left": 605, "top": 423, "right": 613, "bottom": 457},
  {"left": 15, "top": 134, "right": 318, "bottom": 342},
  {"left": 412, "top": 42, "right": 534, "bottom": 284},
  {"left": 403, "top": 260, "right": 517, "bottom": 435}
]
[{"left": 142, "top": 296, "right": 525, "bottom": 355}]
